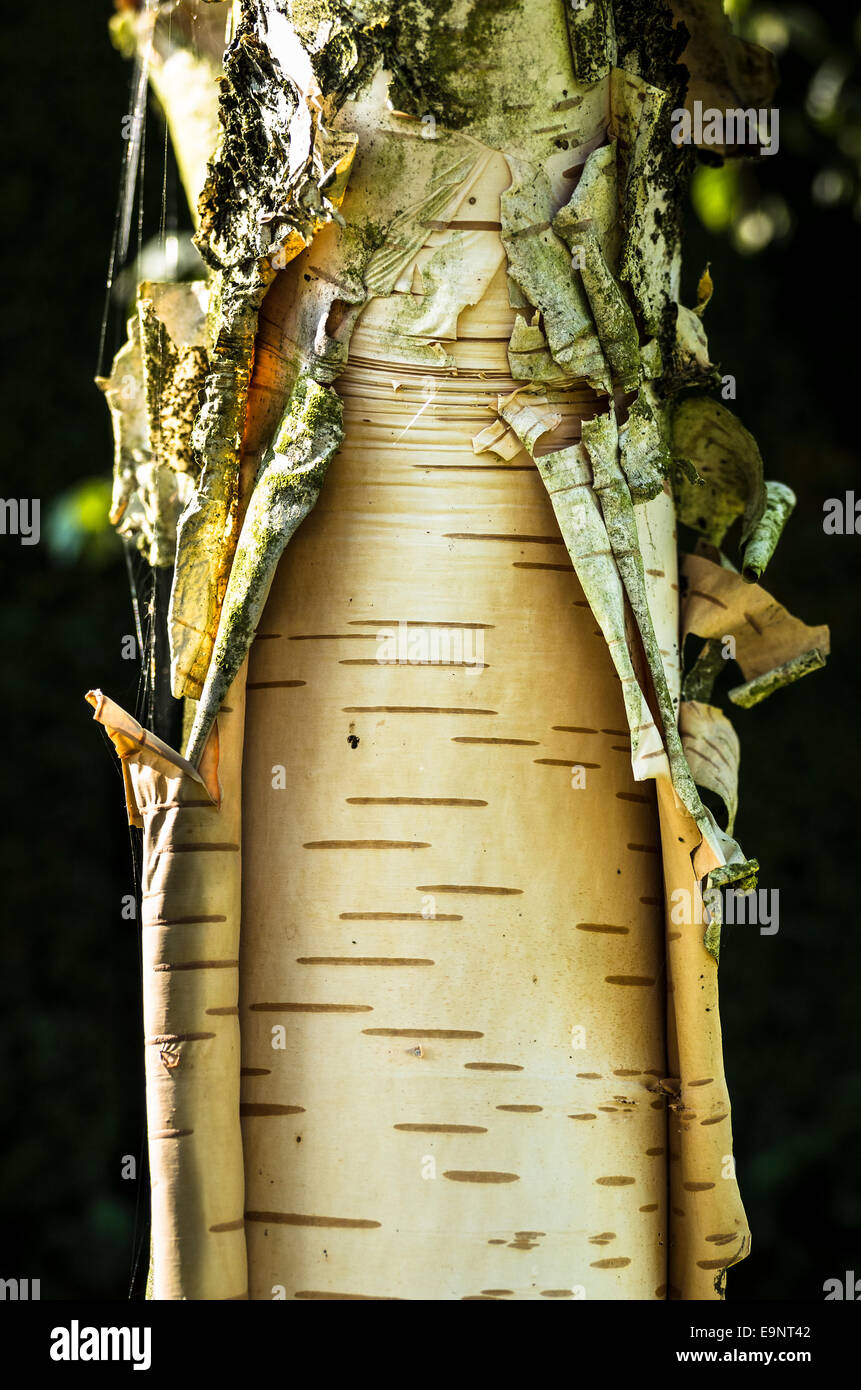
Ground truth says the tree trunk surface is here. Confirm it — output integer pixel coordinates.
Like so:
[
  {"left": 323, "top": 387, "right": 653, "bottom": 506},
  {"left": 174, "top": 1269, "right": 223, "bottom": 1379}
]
[
  {"left": 239, "top": 232, "right": 669, "bottom": 1299},
  {"left": 86, "top": 0, "right": 810, "bottom": 1302}
]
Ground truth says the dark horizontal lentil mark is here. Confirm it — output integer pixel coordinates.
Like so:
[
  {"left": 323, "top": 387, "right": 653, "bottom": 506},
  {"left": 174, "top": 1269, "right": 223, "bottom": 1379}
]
[
  {"left": 152, "top": 959, "right": 238, "bottom": 972},
  {"left": 168, "top": 843, "right": 239, "bottom": 853},
  {"left": 148, "top": 914, "right": 228, "bottom": 927},
  {"left": 534, "top": 757, "right": 599, "bottom": 768},
  {"left": 245, "top": 1212, "right": 380, "bottom": 1229},
  {"left": 339, "top": 911, "right": 462, "bottom": 921},
  {"left": 416, "top": 884, "right": 521, "bottom": 895},
  {"left": 246, "top": 680, "right": 306, "bottom": 689},
  {"left": 425, "top": 219, "right": 502, "bottom": 231},
  {"left": 688, "top": 589, "right": 728, "bottom": 609},
  {"left": 465, "top": 1062, "right": 522, "bottom": 1072},
  {"left": 342, "top": 706, "right": 497, "bottom": 715},
  {"left": 363, "top": 1028, "right": 483, "bottom": 1039},
  {"left": 443, "top": 1171, "right": 519, "bottom": 1184},
  {"left": 444, "top": 533, "right": 564, "bottom": 545},
  {"left": 250, "top": 1004, "right": 372, "bottom": 1014},
  {"left": 393, "top": 1123, "right": 487, "bottom": 1134},
  {"left": 346, "top": 797, "right": 486, "bottom": 806},
  {"left": 452, "top": 736, "right": 538, "bottom": 745},
  {"left": 297, "top": 957, "right": 434, "bottom": 967},
  {"left": 347, "top": 620, "right": 495, "bottom": 629},
  {"left": 512, "top": 561, "right": 571, "bottom": 571},
  {"left": 240, "top": 1104, "right": 305, "bottom": 1117},
  {"left": 304, "top": 840, "right": 430, "bottom": 850}
]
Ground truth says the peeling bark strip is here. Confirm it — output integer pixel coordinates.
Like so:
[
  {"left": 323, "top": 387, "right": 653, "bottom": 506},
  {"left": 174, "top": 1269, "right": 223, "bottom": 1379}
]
[
  {"left": 86, "top": 677, "right": 248, "bottom": 1301},
  {"left": 90, "top": 0, "right": 828, "bottom": 1302}
]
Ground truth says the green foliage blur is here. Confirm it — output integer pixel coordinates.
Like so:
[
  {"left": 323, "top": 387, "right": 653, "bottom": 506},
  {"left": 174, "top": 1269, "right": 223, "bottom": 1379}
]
[{"left": 0, "top": 0, "right": 858, "bottom": 1300}]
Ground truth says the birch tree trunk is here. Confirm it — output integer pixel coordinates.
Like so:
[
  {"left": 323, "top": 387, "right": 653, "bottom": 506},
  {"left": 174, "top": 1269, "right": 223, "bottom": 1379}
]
[{"left": 90, "top": 0, "right": 828, "bottom": 1301}]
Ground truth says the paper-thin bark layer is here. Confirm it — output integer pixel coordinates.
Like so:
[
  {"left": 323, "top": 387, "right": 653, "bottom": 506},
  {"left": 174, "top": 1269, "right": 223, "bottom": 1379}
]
[
  {"left": 90, "top": 0, "right": 829, "bottom": 1302},
  {"left": 238, "top": 256, "right": 669, "bottom": 1302},
  {"left": 87, "top": 685, "right": 248, "bottom": 1300}
]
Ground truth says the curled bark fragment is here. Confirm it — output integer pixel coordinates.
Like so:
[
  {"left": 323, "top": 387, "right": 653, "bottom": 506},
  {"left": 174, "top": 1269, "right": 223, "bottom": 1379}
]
[
  {"left": 729, "top": 648, "right": 827, "bottom": 709},
  {"left": 501, "top": 162, "right": 611, "bottom": 392},
  {"left": 171, "top": 1, "right": 360, "bottom": 701},
  {"left": 679, "top": 699, "right": 740, "bottom": 833},
  {"left": 682, "top": 551, "right": 830, "bottom": 702},
  {"left": 553, "top": 141, "right": 620, "bottom": 273},
  {"left": 673, "top": 396, "right": 766, "bottom": 548},
  {"left": 507, "top": 311, "right": 566, "bottom": 382},
  {"left": 185, "top": 375, "right": 344, "bottom": 766},
  {"left": 619, "top": 384, "right": 673, "bottom": 502},
  {"left": 741, "top": 480, "right": 797, "bottom": 582},
  {"left": 98, "top": 282, "right": 209, "bottom": 567},
  {"left": 557, "top": 220, "right": 641, "bottom": 390}
]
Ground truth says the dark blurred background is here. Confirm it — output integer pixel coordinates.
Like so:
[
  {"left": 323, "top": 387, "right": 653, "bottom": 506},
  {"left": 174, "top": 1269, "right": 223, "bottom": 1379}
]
[{"left": 0, "top": 0, "right": 858, "bottom": 1299}]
